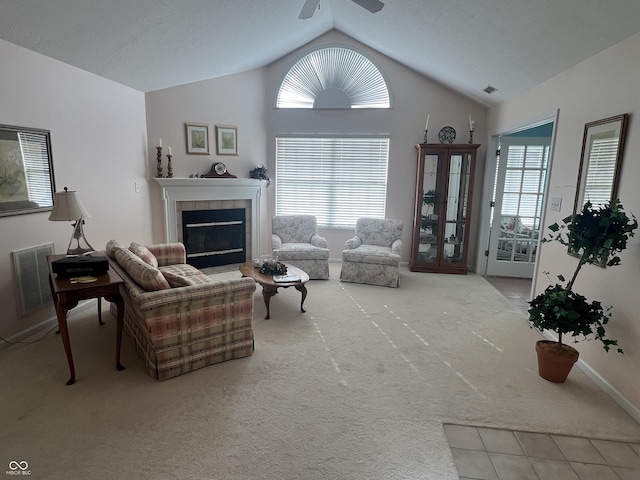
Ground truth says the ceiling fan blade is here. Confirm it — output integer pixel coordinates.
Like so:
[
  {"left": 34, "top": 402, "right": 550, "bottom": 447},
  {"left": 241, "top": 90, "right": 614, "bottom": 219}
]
[
  {"left": 351, "top": 0, "right": 384, "bottom": 13},
  {"left": 298, "top": 0, "right": 320, "bottom": 19}
]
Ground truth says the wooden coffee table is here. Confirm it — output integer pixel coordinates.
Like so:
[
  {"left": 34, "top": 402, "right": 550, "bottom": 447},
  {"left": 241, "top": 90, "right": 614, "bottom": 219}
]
[{"left": 239, "top": 261, "right": 309, "bottom": 319}]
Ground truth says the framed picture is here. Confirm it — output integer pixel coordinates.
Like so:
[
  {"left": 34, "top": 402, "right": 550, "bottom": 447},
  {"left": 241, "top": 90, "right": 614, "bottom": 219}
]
[
  {"left": 216, "top": 125, "right": 238, "bottom": 156},
  {"left": 185, "top": 123, "right": 210, "bottom": 155},
  {"left": 0, "top": 124, "right": 56, "bottom": 217}
]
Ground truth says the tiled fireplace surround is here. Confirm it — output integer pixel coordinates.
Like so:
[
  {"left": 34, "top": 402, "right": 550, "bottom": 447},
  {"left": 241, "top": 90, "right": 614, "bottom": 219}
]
[{"left": 155, "top": 178, "right": 262, "bottom": 263}]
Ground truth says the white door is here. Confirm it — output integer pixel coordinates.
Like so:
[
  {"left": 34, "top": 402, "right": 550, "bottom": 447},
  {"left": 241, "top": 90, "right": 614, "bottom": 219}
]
[{"left": 486, "top": 136, "right": 550, "bottom": 277}]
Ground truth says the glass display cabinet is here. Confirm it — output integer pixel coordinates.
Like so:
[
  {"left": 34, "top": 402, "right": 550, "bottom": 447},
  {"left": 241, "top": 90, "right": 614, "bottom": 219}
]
[{"left": 410, "top": 143, "right": 480, "bottom": 274}]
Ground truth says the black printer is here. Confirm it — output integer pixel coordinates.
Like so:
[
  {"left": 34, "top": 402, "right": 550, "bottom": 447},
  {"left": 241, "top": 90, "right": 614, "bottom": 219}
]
[{"left": 51, "top": 255, "right": 109, "bottom": 277}]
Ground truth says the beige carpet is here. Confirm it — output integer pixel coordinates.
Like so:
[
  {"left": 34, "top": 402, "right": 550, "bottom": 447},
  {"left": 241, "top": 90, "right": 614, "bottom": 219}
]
[{"left": 1, "top": 264, "right": 639, "bottom": 480}]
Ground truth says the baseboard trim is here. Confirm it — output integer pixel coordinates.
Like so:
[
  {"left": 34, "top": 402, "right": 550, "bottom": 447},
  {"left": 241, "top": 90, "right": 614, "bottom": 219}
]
[
  {"left": 0, "top": 300, "right": 96, "bottom": 351},
  {"left": 542, "top": 331, "right": 640, "bottom": 423},
  {"left": 574, "top": 356, "right": 640, "bottom": 424}
]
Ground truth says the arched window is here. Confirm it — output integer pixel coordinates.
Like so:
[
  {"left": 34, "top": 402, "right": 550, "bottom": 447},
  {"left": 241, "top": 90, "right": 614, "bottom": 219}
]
[{"left": 276, "top": 46, "right": 390, "bottom": 109}]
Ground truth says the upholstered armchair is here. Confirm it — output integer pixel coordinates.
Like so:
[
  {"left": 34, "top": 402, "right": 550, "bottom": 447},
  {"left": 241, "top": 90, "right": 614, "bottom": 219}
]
[
  {"left": 340, "top": 218, "right": 404, "bottom": 287},
  {"left": 272, "top": 215, "right": 330, "bottom": 279}
]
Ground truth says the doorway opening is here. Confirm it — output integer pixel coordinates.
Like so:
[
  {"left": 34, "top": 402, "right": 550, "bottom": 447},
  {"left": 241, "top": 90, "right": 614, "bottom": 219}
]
[{"left": 484, "top": 121, "right": 555, "bottom": 280}]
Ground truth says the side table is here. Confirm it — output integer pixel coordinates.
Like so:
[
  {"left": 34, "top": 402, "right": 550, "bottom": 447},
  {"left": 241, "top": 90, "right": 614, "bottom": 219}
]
[{"left": 47, "top": 255, "right": 126, "bottom": 385}]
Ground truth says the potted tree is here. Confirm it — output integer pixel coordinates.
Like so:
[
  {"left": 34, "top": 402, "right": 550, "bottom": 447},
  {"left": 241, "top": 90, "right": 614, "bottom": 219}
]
[{"left": 528, "top": 199, "right": 637, "bottom": 382}]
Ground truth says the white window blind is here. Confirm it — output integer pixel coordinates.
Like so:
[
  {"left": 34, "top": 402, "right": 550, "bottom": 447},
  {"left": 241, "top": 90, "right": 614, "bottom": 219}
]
[
  {"left": 275, "top": 136, "right": 389, "bottom": 228},
  {"left": 18, "top": 132, "right": 53, "bottom": 207},
  {"left": 276, "top": 47, "right": 390, "bottom": 109}
]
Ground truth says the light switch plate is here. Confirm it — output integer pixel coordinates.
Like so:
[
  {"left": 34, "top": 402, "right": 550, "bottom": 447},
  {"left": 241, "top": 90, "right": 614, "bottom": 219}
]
[{"left": 550, "top": 197, "right": 562, "bottom": 212}]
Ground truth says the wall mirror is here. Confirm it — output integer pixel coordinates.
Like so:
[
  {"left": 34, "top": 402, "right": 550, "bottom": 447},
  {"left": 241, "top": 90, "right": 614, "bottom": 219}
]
[
  {"left": 573, "top": 114, "right": 628, "bottom": 215},
  {"left": 0, "top": 124, "right": 56, "bottom": 217}
]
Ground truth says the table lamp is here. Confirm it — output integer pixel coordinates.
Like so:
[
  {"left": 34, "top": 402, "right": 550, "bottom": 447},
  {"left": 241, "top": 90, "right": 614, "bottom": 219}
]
[{"left": 48, "top": 187, "right": 95, "bottom": 255}]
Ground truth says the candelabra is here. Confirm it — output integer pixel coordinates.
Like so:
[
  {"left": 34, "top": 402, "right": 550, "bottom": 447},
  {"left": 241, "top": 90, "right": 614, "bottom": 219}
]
[
  {"left": 166, "top": 154, "right": 173, "bottom": 178},
  {"left": 156, "top": 146, "right": 163, "bottom": 177},
  {"left": 423, "top": 130, "right": 428, "bottom": 144}
]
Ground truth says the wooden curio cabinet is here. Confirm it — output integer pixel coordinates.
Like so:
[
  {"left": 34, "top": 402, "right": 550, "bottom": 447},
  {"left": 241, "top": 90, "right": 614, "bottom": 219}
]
[{"left": 410, "top": 143, "right": 480, "bottom": 274}]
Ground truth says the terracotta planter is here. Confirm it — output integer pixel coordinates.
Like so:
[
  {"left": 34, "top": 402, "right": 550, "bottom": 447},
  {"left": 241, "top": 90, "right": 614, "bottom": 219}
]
[{"left": 535, "top": 340, "right": 579, "bottom": 383}]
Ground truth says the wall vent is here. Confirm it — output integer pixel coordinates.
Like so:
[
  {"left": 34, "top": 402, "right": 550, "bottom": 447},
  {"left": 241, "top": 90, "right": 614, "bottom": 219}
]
[{"left": 12, "top": 243, "right": 54, "bottom": 315}]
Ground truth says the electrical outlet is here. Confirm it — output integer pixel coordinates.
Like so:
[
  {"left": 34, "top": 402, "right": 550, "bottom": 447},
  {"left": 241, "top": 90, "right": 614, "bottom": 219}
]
[
  {"left": 550, "top": 197, "right": 562, "bottom": 212},
  {"left": 135, "top": 182, "right": 141, "bottom": 193}
]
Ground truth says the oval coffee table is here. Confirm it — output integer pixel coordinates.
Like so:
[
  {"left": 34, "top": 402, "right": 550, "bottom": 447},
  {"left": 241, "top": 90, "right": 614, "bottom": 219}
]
[{"left": 239, "top": 262, "right": 310, "bottom": 319}]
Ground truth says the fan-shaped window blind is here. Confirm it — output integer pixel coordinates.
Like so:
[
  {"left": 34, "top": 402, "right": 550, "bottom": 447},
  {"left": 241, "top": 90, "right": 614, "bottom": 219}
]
[{"left": 276, "top": 47, "right": 390, "bottom": 109}]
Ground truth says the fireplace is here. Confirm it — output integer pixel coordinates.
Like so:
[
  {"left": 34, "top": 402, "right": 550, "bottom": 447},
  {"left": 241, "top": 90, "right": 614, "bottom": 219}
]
[
  {"left": 156, "top": 178, "right": 263, "bottom": 265},
  {"left": 182, "top": 208, "right": 246, "bottom": 268}
]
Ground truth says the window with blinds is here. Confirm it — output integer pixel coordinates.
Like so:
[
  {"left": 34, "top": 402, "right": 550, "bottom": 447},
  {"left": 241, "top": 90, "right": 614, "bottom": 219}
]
[
  {"left": 276, "top": 47, "right": 390, "bottom": 109},
  {"left": 502, "top": 144, "right": 549, "bottom": 231},
  {"left": 275, "top": 136, "right": 389, "bottom": 228}
]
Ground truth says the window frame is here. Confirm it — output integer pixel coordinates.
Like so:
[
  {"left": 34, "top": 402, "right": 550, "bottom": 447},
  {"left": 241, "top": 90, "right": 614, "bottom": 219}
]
[{"left": 275, "top": 135, "right": 390, "bottom": 229}]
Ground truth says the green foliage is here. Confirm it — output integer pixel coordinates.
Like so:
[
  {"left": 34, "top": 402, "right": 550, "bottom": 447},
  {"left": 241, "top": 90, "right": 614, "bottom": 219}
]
[
  {"left": 528, "top": 284, "right": 620, "bottom": 352},
  {"left": 528, "top": 199, "right": 636, "bottom": 353},
  {"left": 249, "top": 164, "right": 270, "bottom": 181},
  {"left": 423, "top": 189, "right": 436, "bottom": 206}
]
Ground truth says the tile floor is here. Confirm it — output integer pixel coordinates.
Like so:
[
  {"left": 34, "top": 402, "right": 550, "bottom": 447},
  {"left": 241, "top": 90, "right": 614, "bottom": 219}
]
[
  {"left": 444, "top": 424, "right": 640, "bottom": 480},
  {"left": 484, "top": 276, "right": 532, "bottom": 313},
  {"left": 456, "top": 275, "right": 639, "bottom": 479}
]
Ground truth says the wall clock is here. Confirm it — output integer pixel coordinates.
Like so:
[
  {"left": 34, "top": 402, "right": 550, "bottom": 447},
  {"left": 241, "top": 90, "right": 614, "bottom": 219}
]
[{"left": 438, "top": 126, "right": 456, "bottom": 144}]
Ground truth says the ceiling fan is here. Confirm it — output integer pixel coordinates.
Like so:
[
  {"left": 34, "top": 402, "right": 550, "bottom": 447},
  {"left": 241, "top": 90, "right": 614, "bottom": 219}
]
[{"left": 298, "top": 0, "right": 384, "bottom": 19}]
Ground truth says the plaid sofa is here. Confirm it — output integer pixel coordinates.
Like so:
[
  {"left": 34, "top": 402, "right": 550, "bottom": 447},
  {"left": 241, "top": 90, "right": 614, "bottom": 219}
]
[{"left": 106, "top": 240, "right": 256, "bottom": 381}]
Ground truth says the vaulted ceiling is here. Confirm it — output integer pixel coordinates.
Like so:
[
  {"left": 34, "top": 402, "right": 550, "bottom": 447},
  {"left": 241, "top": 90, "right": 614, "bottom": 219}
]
[{"left": 2, "top": 0, "right": 640, "bottom": 106}]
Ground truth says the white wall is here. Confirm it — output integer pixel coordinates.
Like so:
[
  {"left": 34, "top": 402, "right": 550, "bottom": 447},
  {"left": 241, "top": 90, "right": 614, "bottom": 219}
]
[
  {"left": 145, "top": 30, "right": 488, "bottom": 264},
  {"left": 487, "top": 33, "right": 640, "bottom": 411},
  {"left": 0, "top": 39, "right": 151, "bottom": 339},
  {"left": 266, "top": 31, "right": 488, "bottom": 263},
  {"left": 145, "top": 68, "right": 270, "bottom": 250}
]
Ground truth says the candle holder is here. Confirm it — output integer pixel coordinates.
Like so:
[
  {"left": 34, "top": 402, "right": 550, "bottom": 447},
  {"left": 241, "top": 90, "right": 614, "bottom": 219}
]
[
  {"left": 166, "top": 154, "right": 174, "bottom": 178},
  {"left": 156, "top": 146, "right": 164, "bottom": 178},
  {"left": 469, "top": 130, "right": 474, "bottom": 144},
  {"left": 423, "top": 130, "right": 428, "bottom": 144}
]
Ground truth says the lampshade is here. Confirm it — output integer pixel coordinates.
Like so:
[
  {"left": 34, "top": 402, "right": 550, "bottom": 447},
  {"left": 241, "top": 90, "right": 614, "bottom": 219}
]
[
  {"left": 49, "top": 187, "right": 91, "bottom": 221},
  {"left": 49, "top": 187, "right": 94, "bottom": 255}
]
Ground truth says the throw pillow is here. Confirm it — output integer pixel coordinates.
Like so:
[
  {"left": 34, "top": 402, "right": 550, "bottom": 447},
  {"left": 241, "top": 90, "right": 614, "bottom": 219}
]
[
  {"left": 161, "top": 270, "right": 197, "bottom": 288},
  {"left": 106, "top": 239, "right": 121, "bottom": 259},
  {"left": 115, "top": 248, "right": 170, "bottom": 291},
  {"left": 129, "top": 242, "right": 158, "bottom": 267}
]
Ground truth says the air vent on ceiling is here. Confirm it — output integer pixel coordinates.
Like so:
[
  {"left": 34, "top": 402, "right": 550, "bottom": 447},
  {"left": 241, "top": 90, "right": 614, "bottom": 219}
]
[{"left": 483, "top": 85, "right": 498, "bottom": 94}]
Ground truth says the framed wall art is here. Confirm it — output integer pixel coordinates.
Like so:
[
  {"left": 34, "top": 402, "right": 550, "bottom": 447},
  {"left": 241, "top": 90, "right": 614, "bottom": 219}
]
[
  {"left": 185, "top": 123, "right": 210, "bottom": 155},
  {"left": 0, "top": 124, "right": 56, "bottom": 217},
  {"left": 216, "top": 125, "right": 238, "bottom": 156},
  {"left": 573, "top": 113, "right": 628, "bottom": 213}
]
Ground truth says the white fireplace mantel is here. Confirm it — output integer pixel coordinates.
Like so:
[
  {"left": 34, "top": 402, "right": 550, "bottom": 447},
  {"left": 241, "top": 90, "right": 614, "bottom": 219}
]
[{"left": 155, "top": 177, "right": 262, "bottom": 259}]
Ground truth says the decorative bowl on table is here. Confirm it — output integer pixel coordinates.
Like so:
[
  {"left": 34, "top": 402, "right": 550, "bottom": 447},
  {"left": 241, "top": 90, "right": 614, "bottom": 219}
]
[{"left": 259, "top": 256, "right": 288, "bottom": 275}]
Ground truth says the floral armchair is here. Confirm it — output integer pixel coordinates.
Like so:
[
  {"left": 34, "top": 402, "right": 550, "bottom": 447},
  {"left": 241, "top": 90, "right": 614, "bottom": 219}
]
[
  {"left": 272, "top": 215, "right": 330, "bottom": 279},
  {"left": 340, "top": 218, "right": 404, "bottom": 287}
]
